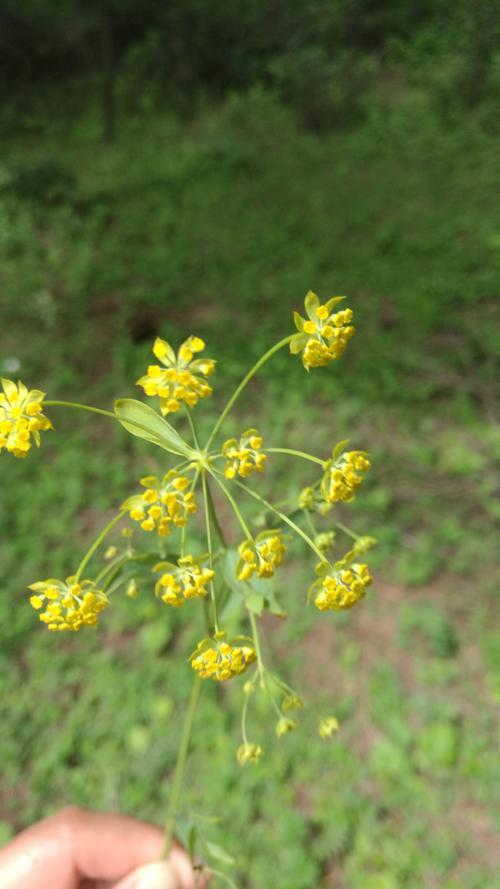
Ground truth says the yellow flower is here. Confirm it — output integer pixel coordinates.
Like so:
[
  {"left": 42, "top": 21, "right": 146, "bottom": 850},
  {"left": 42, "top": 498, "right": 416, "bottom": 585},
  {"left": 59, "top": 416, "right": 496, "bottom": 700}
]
[
  {"left": 236, "top": 743, "right": 262, "bottom": 766},
  {"left": 318, "top": 716, "right": 340, "bottom": 738},
  {"left": 191, "top": 638, "right": 256, "bottom": 681},
  {"left": 136, "top": 335, "right": 215, "bottom": 415},
  {"left": 153, "top": 555, "right": 214, "bottom": 606},
  {"left": 237, "top": 530, "right": 287, "bottom": 581},
  {"left": 0, "top": 379, "right": 52, "bottom": 458},
  {"left": 126, "top": 579, "right": 139, "bottom": 598},
  {"left": 276, "top": 717, "right": 298, "bottom": 737},
  {"left": 309, "top": 560, "right": 372, "bottom": 612},
  {"left": 321, "top": 449, "right": 370, "bottom": 504},
  {"left": 222, "top": 428, "right": 267, "bottom": 479},
  {"left": 28, "top": 576, "right": 107, "bottom": 631},
  {"left": 282, "top": 694, "right": 303, "bottom": 711},
  {"left": 123, "top": 470, "right": 196, "bottom": 536},
  {"left": 290, "top": 291, "right": 355, "bottom": 370}
]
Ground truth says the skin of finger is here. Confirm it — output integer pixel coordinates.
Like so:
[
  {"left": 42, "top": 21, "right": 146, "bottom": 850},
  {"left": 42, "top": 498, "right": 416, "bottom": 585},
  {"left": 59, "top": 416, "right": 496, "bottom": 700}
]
[
  {"left": 0, "top": 807, "right": 196, "bottom": 889},
  {"left": 114, "top": 861, "right": 183, "bottom": 889}
]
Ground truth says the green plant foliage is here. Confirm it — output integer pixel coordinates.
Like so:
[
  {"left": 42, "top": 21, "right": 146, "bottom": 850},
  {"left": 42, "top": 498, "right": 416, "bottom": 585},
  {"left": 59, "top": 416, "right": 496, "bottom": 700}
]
[{"left": 1, "top": 66, "right": 499, "bottom": 888}]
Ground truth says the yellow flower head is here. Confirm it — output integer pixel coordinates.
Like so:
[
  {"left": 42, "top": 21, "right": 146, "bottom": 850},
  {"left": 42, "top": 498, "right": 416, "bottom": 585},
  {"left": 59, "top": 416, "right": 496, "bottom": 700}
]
[
  {"left": 28, "top": 576, "right": 107, "bottom": 631},
  {"left": 290, "top": 291, "right": 355, "bottom": 370},
  {"left": 309, "top": 559, "right": 372, "bottom": 612},
  {"left": 237, "top": 530, "right": 287, "bottom": 581},
  {"left": 191, "top": 637, "right": 256, "bottom": 681},
  {"left": 276, "top": 717, "right": 299, "bottom": 738},
  {"left": 318, "top": 715, "right": 340, "bottom": 739},
  {"left": 123, "top": 470, "right": 197, "bottom": 536},
  {"left": 282, "top": 694, "right": 303, "bottom": 711},
  {"left": 0, "top": 379, "right": 52, "bottom": 458},
  {"left": 321, "top": 449, "right": 370, "bottom": 504},
  {"left": 153, "top": 555, "right": 214, "bottom": 606},
  {"left": 236, "top": 743, "right": 262, "bottom": 766},
  {"left": 136, "top": 336, "right": 215, "bottom": 415},
  {"left": 222, "top": 428, "right": 266, "bottom": 479}
]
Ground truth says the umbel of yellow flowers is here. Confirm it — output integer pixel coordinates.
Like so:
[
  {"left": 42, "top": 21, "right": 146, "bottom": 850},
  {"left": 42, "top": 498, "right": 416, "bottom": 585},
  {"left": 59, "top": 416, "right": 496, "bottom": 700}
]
[
  {"left": 29, "top": 577, "right": 107, "bottom": 631},
  {"left": 123, "top": 471, "right": 197, "bottom": 535},
  {"left": 290, "top": 291, "right": 355, "bottom": 369},
  {"left": 191, "top": 638, "right": 257, "bottom": 681},
  {"left": 136, "top": 335, "right": 215, "bottom": 415},
  {"left": 0, "top": 379, "right": 52, "bottom": 457}
]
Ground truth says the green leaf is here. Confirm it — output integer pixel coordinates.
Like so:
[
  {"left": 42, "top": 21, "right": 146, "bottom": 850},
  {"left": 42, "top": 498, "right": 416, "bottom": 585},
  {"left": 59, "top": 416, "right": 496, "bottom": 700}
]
[
  {"left": 245, "top": 591, "right": 265, "bottom": 615},
  {"left": 205, "top": 840, "right": 236, "bottom": 866},
  {"left": 114, "top": 399, "right": 193, "bottom": 457},
  {"left": 332, "top": 439, "right": 350, "bottom": 460},
  {"left": 325, "top": 295, "right": 346, "bottom": 312},
  {"left": 289, "top": 333, "right": 308, "bottom": 354},
  {"left": 188, "top": 825, "right": 198, "bottom": 864},
  {"left": 266, "top": 586, "right": 287, "bottom": 618},
  {"left": 293, "top": 311, "right": 305, "bottom": 332},
  {"left": 304, "top": 289, "right": 319, "bottom": 318}
]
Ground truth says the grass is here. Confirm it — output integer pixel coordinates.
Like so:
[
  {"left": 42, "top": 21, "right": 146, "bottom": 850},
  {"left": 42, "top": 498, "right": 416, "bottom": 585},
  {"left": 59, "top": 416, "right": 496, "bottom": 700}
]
[{"left": 0, "top": 91, "right": 499, "bottom": 887}]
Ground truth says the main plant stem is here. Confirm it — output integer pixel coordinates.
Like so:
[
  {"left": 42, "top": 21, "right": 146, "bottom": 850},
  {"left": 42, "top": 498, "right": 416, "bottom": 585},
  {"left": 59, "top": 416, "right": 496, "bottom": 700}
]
[{"left": 162, "top": 674, "right": 202, "bottom": 859}]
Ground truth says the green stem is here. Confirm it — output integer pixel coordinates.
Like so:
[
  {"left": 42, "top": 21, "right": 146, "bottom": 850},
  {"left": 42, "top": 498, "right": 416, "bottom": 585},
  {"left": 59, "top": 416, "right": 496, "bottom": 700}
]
[
  {"left": 205, "top": 481, "right": 227, "bottom": 546},
  {"left": 185, "top": 406, "right": 200, "bottom": 449},
  {"left": 265, "top": 447, "right": 324, "bottom": 466},
  {"left": 218, "top": 472, "right": 327, "bottom": 564},
  {"left": 303, "top": 510, "right": 318, "bottom": 541},
  {"left": 241, "top": 689, "right": 251, "bottom": 745},
  {"left": 248, "top": 610, "right": 266, "bottom": 689},
  {"left": 336, "top": 520, "right": 361, "bottom": 541},
  {"left": 163, "top": 675, "right": 202, "bottom": 859},
  {"left": 209, "top": 471, "right": 252, "bottom": 539},
  {"left": 205, "top": 334, "right": 294, "bottom": 449},
  {"left": 94, "top": 553, "right": 130, "bottom": 587},
  {"left": 75, "top": 511, "right": 126, "bottom": 582},
  {"left": 201, "top": 472, "right": 220, "bottom": 634}
]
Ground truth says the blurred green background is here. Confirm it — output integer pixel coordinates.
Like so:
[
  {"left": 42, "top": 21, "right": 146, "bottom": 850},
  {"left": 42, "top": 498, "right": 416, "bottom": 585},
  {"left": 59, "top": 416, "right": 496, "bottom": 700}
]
[{"left": 1, "top": 1, "right": 500, "bottom": 886}]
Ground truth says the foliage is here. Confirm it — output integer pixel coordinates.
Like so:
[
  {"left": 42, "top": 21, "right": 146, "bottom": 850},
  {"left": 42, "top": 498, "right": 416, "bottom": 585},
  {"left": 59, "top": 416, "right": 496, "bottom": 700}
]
[{"left": 1, "top": 77, "right": 499, "bottom": 887}]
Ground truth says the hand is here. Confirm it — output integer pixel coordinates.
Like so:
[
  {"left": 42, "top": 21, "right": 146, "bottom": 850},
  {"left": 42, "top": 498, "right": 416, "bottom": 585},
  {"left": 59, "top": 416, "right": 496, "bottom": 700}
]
[{"left": 0, "top": 806, "right": 198, "bottom": 889}]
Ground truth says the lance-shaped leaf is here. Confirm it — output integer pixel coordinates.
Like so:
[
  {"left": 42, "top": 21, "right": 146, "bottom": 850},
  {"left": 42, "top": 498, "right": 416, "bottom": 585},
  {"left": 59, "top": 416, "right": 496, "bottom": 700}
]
[{"left": 114, "top": 399, "right": 194, "bottom": 457}]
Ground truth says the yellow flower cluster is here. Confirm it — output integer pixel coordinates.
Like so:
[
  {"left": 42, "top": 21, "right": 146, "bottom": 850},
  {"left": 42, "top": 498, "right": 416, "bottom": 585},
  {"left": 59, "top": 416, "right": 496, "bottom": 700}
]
[
  {"left": 318, "top": 716, "right": 340, "bottom": 738},
  {"left": 311, "top": 562, "right": 372, "bottom": 612},
  {"left": 236, "top": 743, "right": 262, "bottom": 766},
  {"left": 123, "top": 471, "right": 196, "bottom": 536},
  {"left": 237, "top": 530, "right": 287, "bottom": 581},
  {"left": 0, "top": 379, "right": 52, "bottom": 458},
  {"left": 222, "top": 428, "right": 266, "bottom": 479},
  {"left": 153, "top": 555, "right": 214, "bottom": 606},
  {"left": 191, "top": 640, "right": 256, "bottom": 681},
  {"left": 290, "top": 291, "right": 355, "bottom": 370},
  {"left": 28, "top": 576, "right": 107, "bottom": 631},
  {"left": 321, "top": 450, "right": 370, "bottom": 503},
  {"left": 276, "top": 717, "right": 299, "bottom": 737},
  {"left": 136, "top": 336, "right": 215, "bottom": 415}
]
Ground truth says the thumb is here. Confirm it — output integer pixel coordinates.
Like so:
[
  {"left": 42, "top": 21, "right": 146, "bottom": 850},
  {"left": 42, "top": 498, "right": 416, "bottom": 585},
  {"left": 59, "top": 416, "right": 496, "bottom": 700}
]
[{"left": 114, "top": 860, "right": 184, "bottom": 889}]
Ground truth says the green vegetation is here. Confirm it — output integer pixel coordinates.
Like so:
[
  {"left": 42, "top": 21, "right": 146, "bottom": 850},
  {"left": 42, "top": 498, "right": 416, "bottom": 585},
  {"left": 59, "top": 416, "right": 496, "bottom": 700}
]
[{"left": 1, "top": 5, "right": 500, "bottom": 883}]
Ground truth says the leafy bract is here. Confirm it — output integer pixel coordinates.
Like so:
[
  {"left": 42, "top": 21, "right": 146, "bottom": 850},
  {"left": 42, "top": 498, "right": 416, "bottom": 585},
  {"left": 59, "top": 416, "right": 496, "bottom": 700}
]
[{"left": 114, "top": 399, "right": 194, "bottom": 457}]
